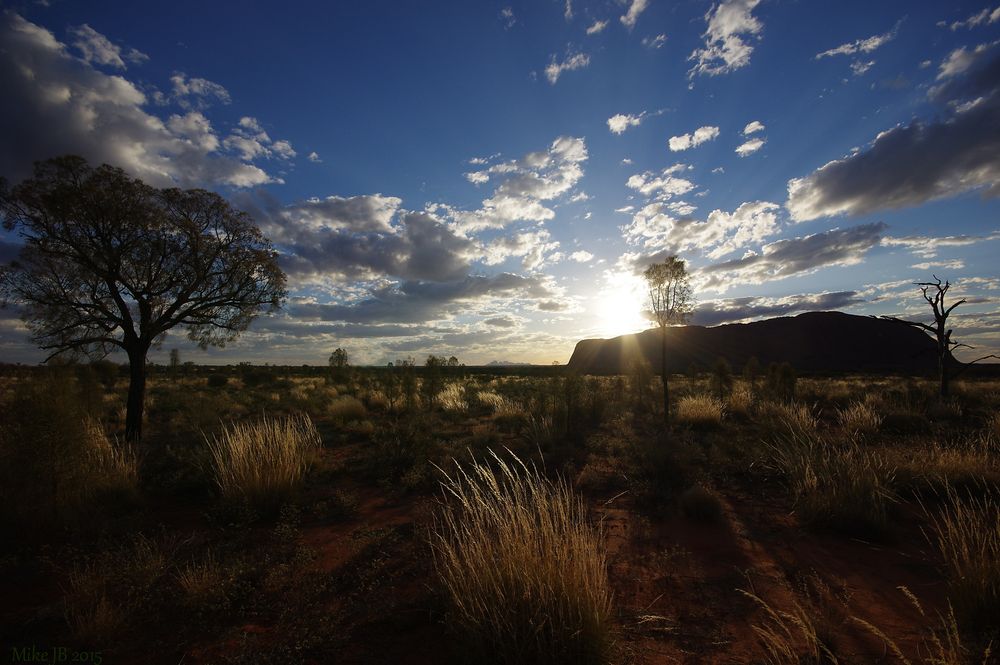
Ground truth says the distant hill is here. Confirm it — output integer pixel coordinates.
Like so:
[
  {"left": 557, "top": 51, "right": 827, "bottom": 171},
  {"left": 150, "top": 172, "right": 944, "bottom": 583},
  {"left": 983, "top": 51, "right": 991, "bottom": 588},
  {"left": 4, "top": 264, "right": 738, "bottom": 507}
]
[
  {"left": 487, "top": 360, "right": 534, "bottom": 366},
  {"left": 566, "top": 311, "right": 949, "bottom": 375}
]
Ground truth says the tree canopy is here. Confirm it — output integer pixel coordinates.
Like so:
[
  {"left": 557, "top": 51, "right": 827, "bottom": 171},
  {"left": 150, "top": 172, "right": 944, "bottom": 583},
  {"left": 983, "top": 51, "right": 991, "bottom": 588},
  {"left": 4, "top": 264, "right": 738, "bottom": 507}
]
[{"left": 0, "top": 155, "right": 287, "bottom": 441}]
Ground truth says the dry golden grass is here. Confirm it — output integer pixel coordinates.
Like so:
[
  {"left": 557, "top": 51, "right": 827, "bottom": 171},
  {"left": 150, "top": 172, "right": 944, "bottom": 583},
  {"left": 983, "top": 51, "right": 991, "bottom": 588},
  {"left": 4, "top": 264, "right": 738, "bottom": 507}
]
[
  {"left": 431, "top": 452, "right": 613, "bottom": 664},
  {"left": 892, "top": 433, "right": 1000, "bottom": 493},
  {"left": 837, "top": 401, "right": 883, "bottom": 437},
  {"left": 925, "top": 488, "right": 1000, "bottom": 627},
  {"left": 327, "top": 395, "right": 367, "bottom": 422},
  {"left": 759, "top": 400, "right": 818, "bottom": 434},
  {"left": 207, "top": 412, "right": 320, "bottom": 506},
  {"left": 739, "top": 588, "right": 838, "bottom": 664},
  {"left": 476, "top": 390, "right": 525, "bottom": 418},
  {"left": 437, "top": 383, "right": 468, "bottom": 412},
  {"left": 676, "top": 395, "right": 725, "bottom": 427},
  {"left": 766, "top": 429, "right": 896, "bottom": 534},
  {"left": 852, "top": 587, "right": 993, "bottom": 665},
  {"left": 727, "top": 384, "right": 754, "bottom": 418}
]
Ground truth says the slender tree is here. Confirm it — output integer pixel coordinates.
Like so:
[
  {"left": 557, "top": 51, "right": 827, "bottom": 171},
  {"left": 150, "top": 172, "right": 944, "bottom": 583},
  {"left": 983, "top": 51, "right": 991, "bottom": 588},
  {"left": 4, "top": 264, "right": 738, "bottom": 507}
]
[
  {"left": 0, "top": 156, "right": 287, "bottom": 443},
  {"left": 642, "top": 256, "right": 693, "bottom": 426},
  {"left": 880, "top": 276, "right": 998, "bottom": 398}
]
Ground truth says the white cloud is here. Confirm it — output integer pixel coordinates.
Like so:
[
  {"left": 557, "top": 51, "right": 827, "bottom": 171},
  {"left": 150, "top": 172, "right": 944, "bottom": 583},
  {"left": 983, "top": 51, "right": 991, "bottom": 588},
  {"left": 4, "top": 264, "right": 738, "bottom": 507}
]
[
  {"left": 881, "top": 232, "right": 1000, "bottom": 258},
  {"left": 815, "top": 22, "right": 899, "bottom": 59},
  {"left": 626, "top": 164, "right": 695, "bottom": 199},
  {"left": 500, "top": 6, "right": 515, "bottom": 29},
  {"left": 642, "top": 34, "right": 667, "bottom": 49},
  {"left": 570, "top": 250, "right": 594, "bottom": 262},
  {"left": 308, "top": 151, "right": 321, "bottom": 163},
  {"left": 937, "top": 42, "right": 997, "bottom": 79},
  {"left": 850, "top": 59, "right": 875, "bottom": 76},
  {"left": 545, "top": 51, "right": 590, "bottom": 84},
  {"left": 668, "top": 125, "right": 720, "bottom": 151},
  {"left": 688, "top": 0, "right": 763, "bottom": 77},
  {"left": 946, "top": 6, "right": 1000, "bottom": 30},
  {"left": 622, "top": 199, "right": 780, "bottom": 259},
  {"left": 445, "top": 136, "right": 589, "bottom": 232},
  {"left": 170, "top": 72, "right": 231, "bottom": 109},
  {"left": 0, "top": 14, "right": 279, "bottom": 188},
  {"left": 586, "top": 20, "right": 608, "bottom": 35},
  {"left": 222, "top": 116, "right": 295, "bottom": 161},
  {"left": 69, "top": 24, "right": 147, "bottom": 69},
  {"left": 608, "top": 112, "right": 643, "bottom": 134},
  {"left": 742, "top": 120, "right": 765, "bottom": 135},
  {"left": 911, "top": 259, "right": 966, "bottom": 270},
  {"left": 735, "top": 137, "right": 765, "bottom": 156},
  {"left": 620, "top": 0, "right": 649, "bottom": 29}
]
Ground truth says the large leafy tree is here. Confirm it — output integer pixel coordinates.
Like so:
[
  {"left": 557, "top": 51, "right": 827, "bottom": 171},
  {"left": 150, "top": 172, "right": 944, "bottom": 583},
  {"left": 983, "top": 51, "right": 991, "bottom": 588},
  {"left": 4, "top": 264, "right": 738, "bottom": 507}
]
[
  {"left": 0, "top": 156, "right": 287, "bottom": 443},
  {"left": 643, "top": 256, "right": 693, "bottom": 426}
]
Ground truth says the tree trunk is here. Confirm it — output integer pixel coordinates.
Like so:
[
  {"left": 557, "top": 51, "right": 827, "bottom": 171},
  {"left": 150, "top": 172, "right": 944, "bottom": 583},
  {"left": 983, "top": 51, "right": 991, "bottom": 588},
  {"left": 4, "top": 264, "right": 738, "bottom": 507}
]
[
  {"left": 939, "top": 352, "right": 950, "bottom": 399},
  {"left": 125, "top": 345, "right": 149, "bottom": 444},
  {"left": 660, "top": 326, "right": 669, "bottom": 427}
]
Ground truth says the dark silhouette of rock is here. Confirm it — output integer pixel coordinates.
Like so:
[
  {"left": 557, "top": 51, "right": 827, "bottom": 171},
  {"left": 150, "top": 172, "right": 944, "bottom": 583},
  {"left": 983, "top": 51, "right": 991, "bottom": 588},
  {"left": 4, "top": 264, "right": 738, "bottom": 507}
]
[{"left": 567, "top": 311, "right": 949, "bottom": 375}]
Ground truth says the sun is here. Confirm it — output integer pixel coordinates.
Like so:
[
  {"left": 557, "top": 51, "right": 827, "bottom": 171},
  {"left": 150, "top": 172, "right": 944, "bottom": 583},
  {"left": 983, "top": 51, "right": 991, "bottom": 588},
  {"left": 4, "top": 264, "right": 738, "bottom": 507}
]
[{"left": 594, "top": 272, "right": 649, "bottom": 338}]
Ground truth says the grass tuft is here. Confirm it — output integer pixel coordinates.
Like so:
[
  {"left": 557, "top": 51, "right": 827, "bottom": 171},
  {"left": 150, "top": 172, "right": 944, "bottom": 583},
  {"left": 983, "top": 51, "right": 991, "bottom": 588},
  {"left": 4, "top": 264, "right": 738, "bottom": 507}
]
[
  {"left": 431, "top": 451, "right": 613, "bottom": 664},
  {"left": 207, "top": 412, "right": 320, "bottom": 507}
]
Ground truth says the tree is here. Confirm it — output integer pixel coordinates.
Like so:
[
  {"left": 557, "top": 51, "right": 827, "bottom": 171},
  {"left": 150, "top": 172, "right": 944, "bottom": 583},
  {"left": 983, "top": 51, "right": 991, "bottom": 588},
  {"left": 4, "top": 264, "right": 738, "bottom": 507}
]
[
  {"left": 643, "top": 256, "right": 693, "bottom": 426},
  {"left": 329, "top": 347, "right": 349, "bottom": 369},
  {"left": 169, "top": 348, "right": 181, "bottom": 379},
  {"left": 880, "top": 276, "right": 998, "bottom": 399},
  {"left": 0, "top": 156, "right": 287, "bottom": 443}
]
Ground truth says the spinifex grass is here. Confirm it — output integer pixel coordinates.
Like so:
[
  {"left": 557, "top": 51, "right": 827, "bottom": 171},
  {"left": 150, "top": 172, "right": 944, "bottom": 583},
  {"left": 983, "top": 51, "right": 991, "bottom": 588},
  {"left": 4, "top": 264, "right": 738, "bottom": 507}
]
[
  {"left": 207, "top": 412, "right": 320, "bottom": 507},
  {"left": 432, "top": 451, "right": 613, "bottom": 665},
  {"left": 925, "top": 487, "right": 1000, "bottom": 628}
]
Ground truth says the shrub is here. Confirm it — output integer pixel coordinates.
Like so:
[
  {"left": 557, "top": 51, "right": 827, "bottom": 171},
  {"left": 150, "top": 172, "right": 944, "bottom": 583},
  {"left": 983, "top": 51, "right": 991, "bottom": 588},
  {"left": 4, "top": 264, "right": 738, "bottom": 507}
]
[
  {"left": 676, "top": 395, "right": 725, "bottom": 428},
  {"left": 207, "top": 373, "right": 229, "bottom": 388},
  {"left": 679, "top": 484, "right": 724, "bottom": 523},
  {"left": 765, "top": 362, "right": 797, "bottom": 402},
  {"left": 925, "top": 488, "right": 1000, "bottom": 628},
  {"left": 437, "top": 382, "right": 469, "bottom": 413},
  {"left": 432, "top": 452, "right": 613, "bottom": 664},
  {"left": 728, "top": 384, "right": 754, "bottom": 419},
  {"left": 207, "top": 412, "right": 320, "bottom": 507},
  {"left": 709, "top": 357, "right": 734, "bottom": 400},
  {"left": 759, "top": 401, "right": 818, "bottom": 435}
]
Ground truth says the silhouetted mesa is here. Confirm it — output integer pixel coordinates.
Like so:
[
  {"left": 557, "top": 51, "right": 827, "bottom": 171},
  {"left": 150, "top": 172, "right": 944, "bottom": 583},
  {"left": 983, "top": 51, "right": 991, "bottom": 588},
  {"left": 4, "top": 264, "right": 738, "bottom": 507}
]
[{"left": 567, "top": 311, "right": 949, "bottom": 375}]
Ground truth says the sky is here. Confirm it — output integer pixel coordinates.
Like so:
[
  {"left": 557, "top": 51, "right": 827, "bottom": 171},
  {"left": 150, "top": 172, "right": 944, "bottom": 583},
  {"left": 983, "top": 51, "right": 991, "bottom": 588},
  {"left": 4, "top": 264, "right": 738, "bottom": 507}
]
[{"left": 0, "top": 0, "right": 998, "bottom": 366}]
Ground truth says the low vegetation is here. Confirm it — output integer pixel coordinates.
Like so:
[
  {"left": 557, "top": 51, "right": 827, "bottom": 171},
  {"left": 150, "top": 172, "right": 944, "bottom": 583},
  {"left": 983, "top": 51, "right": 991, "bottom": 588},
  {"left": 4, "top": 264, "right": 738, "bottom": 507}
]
[{"left": 1, "top": 363, "right": 998, "bottom": 662}]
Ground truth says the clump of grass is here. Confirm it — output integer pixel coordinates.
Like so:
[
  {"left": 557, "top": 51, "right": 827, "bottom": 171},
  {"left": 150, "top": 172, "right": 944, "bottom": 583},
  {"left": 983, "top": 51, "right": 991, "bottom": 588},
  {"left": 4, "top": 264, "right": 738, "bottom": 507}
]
[
  {"left": 852, "top": 587, "right": 993, "bottom": 665},
  {"left": 766, "top": 430, "right": 896, "bottom": 536},
  {"left": 431, "top": 452, "right": 613, "bottom": 664},
  {"left": 893, "top": 433, "right": 1000, "bottom": 495},
  {"left": 207, "top": 413, "right": 320, "bottom": 506},
  {"left": 739, "top": 588, "right": 838, "bottom": 664},
  {"left": 759, "top": 401, "right": 818, "bottom": 434},
  {"left": 437, "top": 383, "right": 469, "bottom": 413},
  {"left": 925, "top": 488, "right": 1000, "bottom": 628},
  {"left": 477, "top": 390, "right": 524, "bottom": 418},
  {"left": 327, "top": 395, "right": 367, "bottom": 423},
  {"left": 728, "top": 384, "right": 754, "bottom": 419},
  {"left": 837, "top": 401, "right": 882, "bottom": 438},
  {"left": 676, "top": 395, "right": 725, "bottom": 428}
]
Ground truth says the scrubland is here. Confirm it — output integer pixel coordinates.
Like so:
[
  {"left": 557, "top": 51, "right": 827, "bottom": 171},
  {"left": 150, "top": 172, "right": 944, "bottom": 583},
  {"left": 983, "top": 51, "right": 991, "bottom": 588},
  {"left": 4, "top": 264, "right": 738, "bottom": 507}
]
[{"left": 1, "top": 362, "right": 998, "bottom": 663}]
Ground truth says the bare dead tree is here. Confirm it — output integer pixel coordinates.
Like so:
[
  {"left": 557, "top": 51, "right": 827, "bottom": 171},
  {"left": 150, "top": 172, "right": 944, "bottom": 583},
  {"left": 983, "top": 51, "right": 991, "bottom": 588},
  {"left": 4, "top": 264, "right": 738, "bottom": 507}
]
[
  {"left": 643, "top": 256, "right": 693, "bottom": 426},
  {"left": 0, "top": 156, "right": 287, "bottom": 443},
  {"left": 880, "top": 276, "right": 998, "bottom": 398}
]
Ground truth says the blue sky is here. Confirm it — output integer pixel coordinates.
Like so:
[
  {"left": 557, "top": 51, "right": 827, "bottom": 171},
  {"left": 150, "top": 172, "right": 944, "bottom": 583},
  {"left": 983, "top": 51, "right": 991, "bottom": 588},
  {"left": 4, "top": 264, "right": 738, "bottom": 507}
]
[{"left": 1, "top": 0, "right": 998, "bottom": 365}]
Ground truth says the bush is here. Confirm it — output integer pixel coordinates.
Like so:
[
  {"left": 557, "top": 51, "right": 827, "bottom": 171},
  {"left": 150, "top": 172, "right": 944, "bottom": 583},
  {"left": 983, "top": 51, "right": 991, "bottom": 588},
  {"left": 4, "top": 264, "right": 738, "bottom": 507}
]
[
  {"left": 679, "top": 484, "right": 724, "bottom": 523},
  {"left": 765, "top": 362, "right": 797, "bottom": 402},
  {"left": 207, "top": 412, "right": 320, "bottom": 507},
  {"left": 432, "top": 453, "right": 613, "bottom": 664},
  {"left": 207, "top": 373, "right": 229, "bottom": 388}
]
